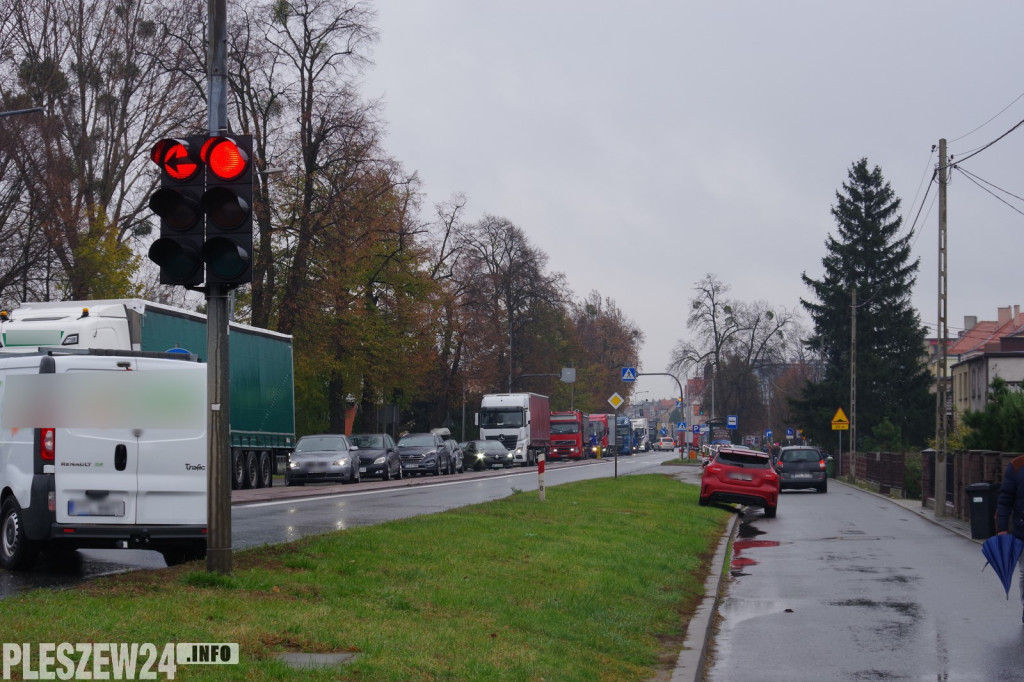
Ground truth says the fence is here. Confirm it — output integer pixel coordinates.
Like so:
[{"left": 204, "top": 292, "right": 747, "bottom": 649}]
[{"left": 840, "top": 449, "right": 1020, "bottom": 523}]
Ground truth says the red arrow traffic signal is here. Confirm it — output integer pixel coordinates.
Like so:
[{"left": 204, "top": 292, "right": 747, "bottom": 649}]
[{"left": 146, "top": 134, "right": 254, "bottom": 288}]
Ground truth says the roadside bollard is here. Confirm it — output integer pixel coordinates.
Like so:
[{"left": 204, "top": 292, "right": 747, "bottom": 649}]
[{"left": 538, "top": 453, "right": 546, "bottom": 501}]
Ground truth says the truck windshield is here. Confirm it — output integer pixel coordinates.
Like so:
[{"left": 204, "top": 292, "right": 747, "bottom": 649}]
[
  {"left": 550, "top": 423, "right": 580, "bottom": 434},
  {"left": 479, "top": 409, "right": 524, "bottom": 428}
]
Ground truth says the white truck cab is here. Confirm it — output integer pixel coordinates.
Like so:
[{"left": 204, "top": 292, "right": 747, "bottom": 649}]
[{"left": 0, "top": 349, "right": 207, "bottom": 570}]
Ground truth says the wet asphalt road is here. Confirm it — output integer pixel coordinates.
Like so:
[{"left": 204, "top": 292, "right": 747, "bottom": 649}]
[
  {"left": 1, "top": 452, "right": 674, "bottom": 598},
  {"left": 703, "top": 480, "right": 1024, "bottom": 681}
]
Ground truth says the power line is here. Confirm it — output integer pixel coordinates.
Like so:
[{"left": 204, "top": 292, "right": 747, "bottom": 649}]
[
  {"left": 910, "top": 191, "right": 938, "bottom": 252},
  {"left": 951, "top": 117, "right": 1024, "bottom": 166},
  {"left": 906, "top": 168, "right": 937, "bottom": 250},
  {"left": 950, "top": 89, "right": 1024, "bottom": 143},
  {"left": 952, "top": 166, "right": 1024, "bottom": 218},
  {"left": 955, "top": 165, "right": 1024, "bottom": 206},
  {"left": 904, "top": 147, "right": 937, "bottom": 239}
]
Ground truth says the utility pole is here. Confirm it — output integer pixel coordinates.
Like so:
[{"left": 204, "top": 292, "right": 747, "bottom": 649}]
[
  {"left": 206, "top": 0, "right": 232, "bottom": 574},
  {"left": 934, "top": 138, "right": 949, "bottom": 518},
  {"left": 850, "top": 286, "right": 857, "bottom": 481}
]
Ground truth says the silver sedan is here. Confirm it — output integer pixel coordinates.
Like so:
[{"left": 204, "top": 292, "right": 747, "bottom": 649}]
[{"left": 286, "top": 434, "right": 361, "bottom": 485}]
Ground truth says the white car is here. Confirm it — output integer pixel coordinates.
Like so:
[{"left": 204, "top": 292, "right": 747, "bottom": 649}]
[{"left": 654, "top": 437, "right": 676, "bottom": 451}]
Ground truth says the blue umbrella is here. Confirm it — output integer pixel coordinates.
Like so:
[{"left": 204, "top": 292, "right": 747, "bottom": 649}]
[{"left": 982, "top": 534, "right": 1024, "bottom": 599}]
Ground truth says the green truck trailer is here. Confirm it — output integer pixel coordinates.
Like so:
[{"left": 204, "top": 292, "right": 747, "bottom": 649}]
[{"left": 0, "top": 299, "right": 294, "bottom": 489}]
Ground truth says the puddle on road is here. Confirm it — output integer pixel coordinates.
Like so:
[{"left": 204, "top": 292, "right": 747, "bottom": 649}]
[
  {"left": 731, "top": 523, "right": 780, "bottom": 575},
  {"left": 737, "top": 521, "right": 765, "bottom": 539}
]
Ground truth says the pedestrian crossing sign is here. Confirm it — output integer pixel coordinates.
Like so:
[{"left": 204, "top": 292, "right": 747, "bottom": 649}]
[{"left": 621, "top": 367, "right": 637, "bottom": 382}]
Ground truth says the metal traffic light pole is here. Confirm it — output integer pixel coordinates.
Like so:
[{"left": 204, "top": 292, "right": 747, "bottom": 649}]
[{"left": 206, "top": 0, "right": 232, "bottom": 574}]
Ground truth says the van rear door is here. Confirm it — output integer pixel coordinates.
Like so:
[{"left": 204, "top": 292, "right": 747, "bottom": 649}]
[{"left": 52, "top": 357, "right": 205, "bottom": 527}]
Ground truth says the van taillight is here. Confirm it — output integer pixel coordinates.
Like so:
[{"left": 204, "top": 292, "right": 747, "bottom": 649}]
[{"left": 40, "top": 428, "right": 55, "bottom": 461}]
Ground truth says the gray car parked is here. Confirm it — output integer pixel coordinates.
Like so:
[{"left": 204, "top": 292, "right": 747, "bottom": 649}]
[
  {"left": 397, "top": 432, "right": 452, "bottom": 476},
  {"left": 350, "top": 433, "right": 402, "bottom": 481},
  {"left": 286, "top": 434, "right": 360, "bottom": 485},
  {"left": 774, "top": 446, "right": 827, "bottom": 493}
]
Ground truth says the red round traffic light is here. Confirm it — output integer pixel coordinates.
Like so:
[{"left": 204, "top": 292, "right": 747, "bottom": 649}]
[
  {"left": 150, "top": 139, "right": 200, "bottom": 182},
  {"left": 201, "top": 137, "right": 248, "bottom": 181}
]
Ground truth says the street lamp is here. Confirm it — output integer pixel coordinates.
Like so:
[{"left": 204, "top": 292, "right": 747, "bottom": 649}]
[{"left": 632, "top": 391, "right": 649, "bottom": 417}]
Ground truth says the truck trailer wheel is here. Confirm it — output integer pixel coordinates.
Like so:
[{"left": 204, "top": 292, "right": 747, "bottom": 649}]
[
  {"left": 258, "top": 451, "right": 273, "bottom": 488},
  {"left": 244, "top": 451, "right": 259, "bottom": 489},
  {"left": 231, "top": 451, "right": 246, "bottom": 490},
  {"left": 0, "top": 497, "right": 40, "bottom": 571}
]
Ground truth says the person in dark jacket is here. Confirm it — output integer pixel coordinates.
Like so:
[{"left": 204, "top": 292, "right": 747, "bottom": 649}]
[{"left": 996, "top": 454, "right": 1024, "bottom": 622}]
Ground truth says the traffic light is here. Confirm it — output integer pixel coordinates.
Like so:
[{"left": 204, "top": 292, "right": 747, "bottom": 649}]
[
  {"left": 147, "top": 136, "right": 206, "bottom": 286},
  {"left": 201, "top": 135, "right": 252, "bottom": 287}
]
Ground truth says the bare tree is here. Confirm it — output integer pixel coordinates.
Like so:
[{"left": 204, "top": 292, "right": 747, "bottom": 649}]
[
  {"left": 0, "top": 0, "right": 204, "bottom": 300},
  {"left": 225, "top": 0, "right": 377, "bottom": 331},
  {"left": 669, "top": 273, "right": 798, "bottom": 430},
  {"left": 668, "top": 274, "right": 742, "bottom": 379}
]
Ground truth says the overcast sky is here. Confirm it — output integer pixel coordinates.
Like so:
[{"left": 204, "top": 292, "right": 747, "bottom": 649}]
[{"left": 361, "top": 1, "right": 1024, "bottom": 401}]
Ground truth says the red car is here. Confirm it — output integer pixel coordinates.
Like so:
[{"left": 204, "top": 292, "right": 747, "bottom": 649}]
[{"left": 698, "top": 447, "right": 780, "bottom": 518}]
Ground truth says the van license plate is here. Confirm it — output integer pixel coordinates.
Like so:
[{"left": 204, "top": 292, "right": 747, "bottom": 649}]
[
  {"left": 68, "top": 499, "right": 125, "bottom": 517},
  {"left": 793, "top": 473, "right": 812, "bottom": 479}
]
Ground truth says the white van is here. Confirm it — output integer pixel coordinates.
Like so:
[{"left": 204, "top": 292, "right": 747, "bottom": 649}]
[{"left": 0, "top": 349, "right": 207, "bottom": 570}]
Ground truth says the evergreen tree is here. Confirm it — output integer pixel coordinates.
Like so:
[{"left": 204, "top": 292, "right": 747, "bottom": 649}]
[{"left": 795, "top": 158, "right": 933, "bottom": 449}]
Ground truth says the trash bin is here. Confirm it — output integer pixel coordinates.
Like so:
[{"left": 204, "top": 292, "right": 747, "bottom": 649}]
[
  {"left": 965, "top": 482, "right": 999, "bottom": 540},
  {"left": 826, "top": 456, "right": 834, "bottom": 478}
]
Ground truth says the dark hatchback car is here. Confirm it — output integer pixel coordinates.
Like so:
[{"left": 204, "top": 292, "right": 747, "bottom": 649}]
[
  {"left": 397, "top": 432, "right": 452, "bottom": 476},
  {"left": 286, "top": 434, "right": 360, "bottom": 486},
  {"left": 350, "top": 433, "right": 402, "bottom": 481},
  {"left": 462, "top": 440, "right": 514, "bottom": 470},
  {"left": 699, "top": 446, "right": 780, "bottom": 517},
  {"left": 775, "top": 446, "right": 827, "bottom": 493}
]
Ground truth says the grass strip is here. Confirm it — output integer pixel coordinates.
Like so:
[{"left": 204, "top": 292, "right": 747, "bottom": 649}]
[{"left": 1, "top": 473, "right": 730, "bottom": 680}]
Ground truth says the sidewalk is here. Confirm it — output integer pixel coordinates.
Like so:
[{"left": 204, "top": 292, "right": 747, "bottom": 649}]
[
  {"left": 666, "top": 473, "right": 977, "bottom": 682},
  {"left": 881, "top": 487, "right": 975, "bottom": 543}
]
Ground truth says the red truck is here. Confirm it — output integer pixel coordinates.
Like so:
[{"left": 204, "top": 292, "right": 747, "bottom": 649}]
[
  {"left": 587, "top": 413, "right": 613, "bottom": 457},
  {"left": 549, "top": 410, "right": 590, "bottom": 460}
]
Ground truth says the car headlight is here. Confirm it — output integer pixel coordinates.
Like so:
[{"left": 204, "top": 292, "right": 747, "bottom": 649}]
[
  {"left": 334, "top": 458, "right": 349, "bottom": 466},
  {"left": 373, "top": 456, "right": 386, "bottom": 465},
  {"left": 288, "top": 461, "right": 299, "bottom": 469}
]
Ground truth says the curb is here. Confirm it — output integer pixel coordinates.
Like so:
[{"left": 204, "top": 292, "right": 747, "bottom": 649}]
[{"left": 670, "top": 513, "right": 739, "bottom": 681}]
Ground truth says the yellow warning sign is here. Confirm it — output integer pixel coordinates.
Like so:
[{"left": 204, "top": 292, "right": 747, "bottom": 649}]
[{"left": 831, "top": 407, "right": 849, "bottom": 431}]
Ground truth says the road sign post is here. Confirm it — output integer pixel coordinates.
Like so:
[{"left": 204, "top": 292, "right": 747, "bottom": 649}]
[
  {"left": 608, "top": 393, "right": 624, "bottom": 479},
  {"left": 831, "top": 408, "right": 849, "bottom": 478},
  {"left": 537, "top": 452, "right": 545, "bottom": 502}
]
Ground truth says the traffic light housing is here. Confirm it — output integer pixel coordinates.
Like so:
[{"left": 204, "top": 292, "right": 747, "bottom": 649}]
[
  {"left": 146, "top": 133, "right": 254, "bottom": 289},
  {"left": 148, "top": 136, "right": 206, "bottom": 286},
  {"left": 201, "top": 135, "right": 252, "bottom": 287}
]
